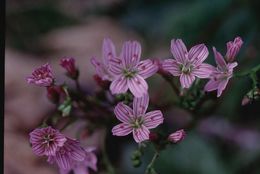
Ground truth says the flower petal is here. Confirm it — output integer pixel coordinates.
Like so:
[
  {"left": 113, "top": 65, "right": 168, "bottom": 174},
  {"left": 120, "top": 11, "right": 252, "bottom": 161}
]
[
  {"left": 73, "top": 165, "right": 89, "bottom": 174},
  {"left": 91, "top": 57, "right": 113, "bottom": 81},
  {"left": 227, "top": 62, "right": 238, "bottom": 70},
  {"left": 192, "top": 63, "right": 215, "bottom": 78},
  {"left": 133, "top": 125, "right": 150, "bottom": 143},
  {"left": 133, "top": 93, "right": 149, "bottom": 116},
  {"left": 143, "top": 110, "right": 164, "bottom": 129},
  {"left": 171, "top": 39, "right": 188, "bottom": 63},
  {"left": 110, "top": 76, "right": 128, "bottom": 94},
  {"left": 217, "top": 79, "right": 229, "bottom": 97},
  {"left": 188, "top": 44, "right": 209, "bottom": 65},
  {"left": 213, "top": 47, "right": 227, "bottom": 70},
  {"left": 204, "top": 79, "right": 219, "bottom": 92},
  {"left": 55, "top": 153, "right": 71, "bottom": 170},
  {"left": 112, "top": 123, "right": 133, "bottom": 136},
  {"left": 127, "top": 75, "right": 148, "bottom": 98},
  {"left": 162, "top": 59, "right": 181, "bottom": 76},
  {"left": 108, "top": 58, "right": 123, "bottom": 75},
  {"left": 102, "top": 38, "right": 116, "bottom": 65},
  {"left": 114, "top": 102, "right": 134, "bottom": 123},
  {"left": 137, "top": 59, "right": 158, "bottom": 79},
  {"left": 120, "top": 41, "right": 141, "bottom": 68},
  {"left": 180, "top": 74, "right": 195, "bottom": 88}
]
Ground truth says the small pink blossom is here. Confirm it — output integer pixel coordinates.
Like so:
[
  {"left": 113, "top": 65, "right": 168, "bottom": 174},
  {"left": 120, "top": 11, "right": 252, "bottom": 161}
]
[
  {"left": 109, "top": 41, "right": 158, "bottom": 97},
  {"left": 47, "top": 138, "right": 86, "bottom": 170},
  {"left": 204, "top": 47, "right": 238, "bottom": 97},
  {"left": 112, "top": 94, "right": 164, "bottom": 143},
  {"left": 29, "top": 126, "right": 67, "bottom": 156},
  {"left": 168, "top": 129, "right": 186, "bottom": 143},
  {"left": 163, "top": 39, "right": 215, "bottom": 88},
  {"left": 225, "top": 37, "right": 243, "bottom": 62},
  {"left": 26, "top": 63, "right": 54, "bottom": 87},
  {"left": 59, "top": 147, "right": 98, "bottom": 174},
  {"left": 91, "top": 38, "right": 117, "bottom": 81},
  {"left": 60, "top": 57, "right": 78, "bottom": 79}
]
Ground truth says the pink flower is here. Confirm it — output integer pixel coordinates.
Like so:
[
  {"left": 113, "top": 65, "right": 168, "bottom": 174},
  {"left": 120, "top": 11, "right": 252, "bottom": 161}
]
[
  {"left": 162, "top": 39, "right": 215, "bottom": 88},
  {"left": 59, "top": 147, "right": 98, "bottom": 174},
  {"left": 225, "top": 37, "right": 243, "bottom": 62},
  {"left": 60, "top": 57, "right": 78, "bottom": 79},
  {"left": 29, "top": 126, "right": 67, "bottom": 156},
  {"left": 91, "top": 38, "right": 117, "bottom": 81},
  {"left": 168, "top": 129, "right": 186, "bottom": 143},
  {"left": 112, "top": 94, "right": 164, "bottom": 143},
  {"left": 26, "top": 63, "right": 54, "bottom": 87},
  {"left": 47, "top": 138, "right": 86, "bottom": 170},
  {"left": 204, "top": 47, "right": 238, "bottom": 97},
  {"left": 109, "top": 41, "right": 158, "bottom": 97}
]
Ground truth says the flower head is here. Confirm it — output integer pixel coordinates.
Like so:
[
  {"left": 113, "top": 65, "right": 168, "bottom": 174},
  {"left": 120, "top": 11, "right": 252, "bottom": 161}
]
[
  {"left": 163, "top": 39, "right": 214, "bottom": 88},
  {"left": 91, "top": 38, "right": 117, "bottom": 81},
  {"left": 60, "top": 57, "right": 78, "bottom": 79},
  {"left": 112, "top": 94, "right": 164, "bottom": 143},
  {"left": 168, "top": 129, "right": 186, "bottom": 143},
  {"left": 26, "top": 63, "right": 54, "bottom": 87},
  {"left": 204, "top": 47, "right": 238, "bottom": 97},
  {"left": 29, "top": 126, "right": 67, "bottom": 156},
  {"left": 59, "top": 147, "right": 98, "bottom": 174},
  {"left": 225, "top": 37, "right": 243, "bottom": 62},
  {"left": 47, "top": 138, "right": 86, "bottom": 170},
  {"left": 109, "top": 41, "right": 158, "bottom": 97}
]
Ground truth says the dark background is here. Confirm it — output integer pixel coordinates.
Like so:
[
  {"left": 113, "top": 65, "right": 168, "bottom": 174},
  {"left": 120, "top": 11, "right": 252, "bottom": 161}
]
[{"left": 5, "top": 0, "right": 260, "bottom": 174}]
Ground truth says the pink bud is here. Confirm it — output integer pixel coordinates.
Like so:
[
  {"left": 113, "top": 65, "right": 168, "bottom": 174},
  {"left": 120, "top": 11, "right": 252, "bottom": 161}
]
[
  {"left": 168, "top": 129, "right": 186, "bottom": 143},
  {"left": 47, "top": 86, "right": 66, "bottom": 104},
  {"left": 225, "top": 37, "right": 243, "bottom": 62},
  {"left": 60, "top": 57, "right": 78, "bottom": 79},
  {"left": 93, "top": 74, "right": 110, "bottom": 89}
]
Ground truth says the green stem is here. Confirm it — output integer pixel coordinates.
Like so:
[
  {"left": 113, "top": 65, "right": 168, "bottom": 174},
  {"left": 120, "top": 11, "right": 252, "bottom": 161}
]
[
  {"left": 234, "top": 64, "right": 260, "bottom": 77},
  {"left": 145, "top": 151, "right": 159, "bottom": 174}
]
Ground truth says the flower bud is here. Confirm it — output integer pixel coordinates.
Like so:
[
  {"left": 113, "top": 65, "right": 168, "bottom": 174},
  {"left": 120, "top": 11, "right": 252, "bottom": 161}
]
[
  {"left": 60, "top": 57, "right": 79, "bottom": 79},
  {"left": 47, "top": 85, "right": 66, "bottom": 104},
  {"left": 168, "top": 129, "right": 186, "bottom": 143},
  {"left": 149, "top": 132, "right": 159, "bottom": 142},
  {"left": 225, "top": 37, "right": 243, "bottom": 62}
]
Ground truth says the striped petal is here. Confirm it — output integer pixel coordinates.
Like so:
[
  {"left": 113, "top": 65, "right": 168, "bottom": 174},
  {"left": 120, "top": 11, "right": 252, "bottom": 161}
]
[
  {"left": 180, "top": 73, "right": 195, "bottom": 88},
  {"left": 102, "top": 38, "right": 116, "bottom": 65},
  {"left": 110, "top": 75, "right": 128, "bottom": 94},
  {"left": 137, "top": 59, "right": 158, "bottom": 79},
  {"left": 192, "top": 63, "right": 215, "bottom": 78},
  {"left": 127, "top": 75, "right": 148, "bottom": 98},
  {"left": 213, "top": 47, "right": 227, "bottom": 70},
  {"left": 171, "top": 39, "right": 188, "bottom": 64},
  {"left": 55, "top": 153, "right": 71, "bottom": 170},
  {"left": 162, "top": 59, "right": 181, "bottom": 76},
  {"left": 112, "top": 123, "right": 133, "bottom": 136},
  {"left": 143, "top": 110, "right": 164, "bottom": 129},
  {"left": 133, "top": 93, "right": 149, "bottom": 116},
  {"left": 133, "top": 125, "right": 150, "bottom": 143},
  {"left": 108, "top": 58, "right": 123, "bottom": 75},
  {"left": 204, "top": 79, "right": 219, "bottom": 92},
  {"left": 114, "top": 102, "right": 134, "bottom": 123},
  {"left": 189, "top": 44, "right": 209, "bottom": 65},
  {"left": 120, "top": 41, "right": 141, "bottom": 68}
]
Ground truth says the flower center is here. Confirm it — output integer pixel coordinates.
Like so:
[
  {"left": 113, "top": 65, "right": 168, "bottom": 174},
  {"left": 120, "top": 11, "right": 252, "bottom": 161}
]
[
  {"left": 123, "top": 69, "right": 137, "bottom": 78},
  {"left": 42, "top": 134, "right": 54, "bottom": 147},
  {"left": 131, "top": 117, "right": 144, "bottom": 129},
  {"left": 180, "top": 64, "right": 193, "bottom": 74}
]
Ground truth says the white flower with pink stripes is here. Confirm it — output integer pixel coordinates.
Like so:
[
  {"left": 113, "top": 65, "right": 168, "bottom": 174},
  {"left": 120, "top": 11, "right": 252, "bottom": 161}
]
[{"left": 112, "top": 94, "right": 164, "bottom": 143}]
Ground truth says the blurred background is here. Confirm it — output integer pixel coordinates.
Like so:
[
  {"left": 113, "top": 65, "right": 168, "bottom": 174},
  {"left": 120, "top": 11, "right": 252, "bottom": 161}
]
[{"left": 5, "top": 0, "right": 260, "bottom": 174}]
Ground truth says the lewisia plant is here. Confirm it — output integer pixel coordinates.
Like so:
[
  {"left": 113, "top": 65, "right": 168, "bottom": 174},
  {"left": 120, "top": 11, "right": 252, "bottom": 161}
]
[{"left": 26, "top": 36, "right": 260, "bottom": 174}]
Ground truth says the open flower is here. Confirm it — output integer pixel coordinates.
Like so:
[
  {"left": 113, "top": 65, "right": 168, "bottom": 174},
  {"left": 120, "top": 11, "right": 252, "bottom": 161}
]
[
  {"left": 29, "top": 126, "right": 67, "bottom": 156},
  {"left": 60, "top": 57, "right": 78, "bottom": 79},
  {"left": 47, "top": 138, "right": 86, "bottom": 170},
  {"left": 109, "top": 41, "right": 158, "bottom": 97},
  {"left": 163, "top": 39, "right": 214, "bottom": 88},
  {"left": 112, "top": 94, "right": 164, "bottom": 143},
  {"left": 204, "top": 47, "right": 238, "bottom": 97},
  {"left": 225, "top": 36, "right": 243, "bottom": 62},
  {"left": 26, "top": 63, "right": 54, "bottom": 87},
  {"left": 91, "top": 38, "right": 117, "bottom": 81},
  {"left": 168, "top": 129, "right": 186, "bottom": 143},
  {"left": 59, "top": 147, "right": 98, "bottom": 174}
]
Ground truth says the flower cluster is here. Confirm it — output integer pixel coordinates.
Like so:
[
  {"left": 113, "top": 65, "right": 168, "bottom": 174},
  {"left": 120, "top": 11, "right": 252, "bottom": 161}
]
[
  {"left": 26, "top": 36, "right": 246, "bottom": 174},
  {"left": 29, "top": 127, "right": 97, "bottom": 174}
]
